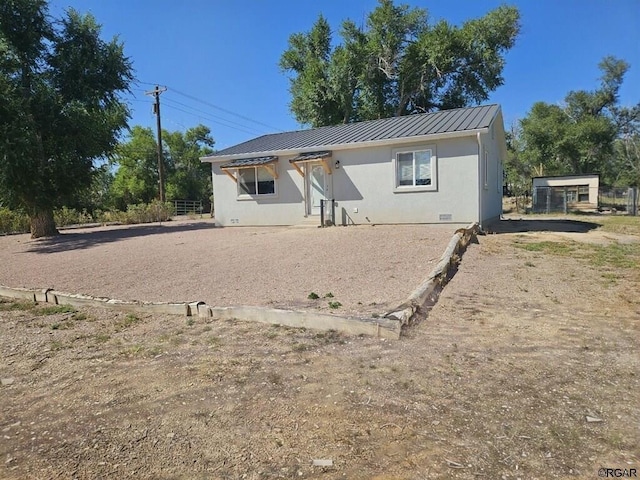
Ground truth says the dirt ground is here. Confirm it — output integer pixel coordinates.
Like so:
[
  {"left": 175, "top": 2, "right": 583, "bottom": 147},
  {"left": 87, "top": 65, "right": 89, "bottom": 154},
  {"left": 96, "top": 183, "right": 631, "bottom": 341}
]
[{"left": 1, "top": 216, "right": 639, "bottom": 479}]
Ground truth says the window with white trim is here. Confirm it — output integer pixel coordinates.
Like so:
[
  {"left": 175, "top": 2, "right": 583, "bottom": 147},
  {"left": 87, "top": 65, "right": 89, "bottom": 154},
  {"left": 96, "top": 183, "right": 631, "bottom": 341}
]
[
  {"left": 394, "top": 147, "right": 436, "bottom": 191},
  {"left": 237, "top": 166, "right": 276, "bottom": 196}
]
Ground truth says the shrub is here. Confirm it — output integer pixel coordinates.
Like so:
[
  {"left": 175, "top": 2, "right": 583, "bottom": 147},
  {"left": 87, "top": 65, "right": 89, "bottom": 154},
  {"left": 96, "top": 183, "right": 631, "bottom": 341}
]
[
  {"left": 95, "top": 202, "right": 174, "bottom": 225},
  {"left": 54, "top": 207, "right": 94, "bottom": 227},
  {"left": 0, "top": 208, "right": 30, "bottom": 234},
  {"left": 0, "top": 201, "right": 174, "bottom": 235}
]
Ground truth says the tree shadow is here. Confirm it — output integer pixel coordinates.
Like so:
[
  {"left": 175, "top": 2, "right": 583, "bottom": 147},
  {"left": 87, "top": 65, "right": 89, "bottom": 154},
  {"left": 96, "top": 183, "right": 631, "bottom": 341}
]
[
  {"left": 25, "top": 221, "right": 218, "bottom": 254},
  {"left": 486, "top": 218, "right": 601, "bottom": 234}
]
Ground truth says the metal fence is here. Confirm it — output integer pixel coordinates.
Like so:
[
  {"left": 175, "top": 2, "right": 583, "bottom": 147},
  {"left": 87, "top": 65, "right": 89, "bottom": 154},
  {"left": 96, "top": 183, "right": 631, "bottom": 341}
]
[
  {"left": 627, "top": 187, "right": 639, "bottom": 216},
  {"left": 533, "top": 186, "right": 639, "bottom": 215},
  {"left": 599, "top": 187, "right": 639, "bottom": 215},
  {"left": 532, "top": 187, "right": 572, "bottom": 214},
  {"left": 173, "top": 200, "right": 203, "bottom": 216}
]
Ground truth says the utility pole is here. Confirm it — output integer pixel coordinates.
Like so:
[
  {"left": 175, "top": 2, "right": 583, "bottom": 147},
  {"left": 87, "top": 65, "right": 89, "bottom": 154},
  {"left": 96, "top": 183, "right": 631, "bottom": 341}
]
[{"left": 145, "top": 85, "right": 167, "bottom": 202}]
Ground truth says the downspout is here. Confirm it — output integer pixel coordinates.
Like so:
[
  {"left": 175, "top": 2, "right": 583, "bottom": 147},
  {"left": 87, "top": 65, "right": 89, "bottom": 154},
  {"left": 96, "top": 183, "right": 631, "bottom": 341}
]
[
  {"left": 302, "top": 165, "right": 308, "bottom": 218},
  {"left": 477, "top": 132, "right": 483, "bottom": 227}
]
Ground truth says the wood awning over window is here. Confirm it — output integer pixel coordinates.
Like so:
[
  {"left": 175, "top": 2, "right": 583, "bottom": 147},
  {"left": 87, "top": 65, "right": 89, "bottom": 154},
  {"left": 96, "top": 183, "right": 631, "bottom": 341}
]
[
  {"left": 220, "top": 156, "right": 278, "bottom": 182},
  {"left": 289, "top": 151, "right": 332, "bottom": 176}
]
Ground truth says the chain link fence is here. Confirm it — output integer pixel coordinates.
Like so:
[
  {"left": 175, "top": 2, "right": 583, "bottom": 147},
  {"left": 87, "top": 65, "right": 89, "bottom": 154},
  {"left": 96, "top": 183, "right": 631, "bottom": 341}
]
[
  {"left": 532, "top": 186, "right": 639, "bottom": 215},
  {"left": 599, "top": 187, "right": 639, "bottom": 215}
]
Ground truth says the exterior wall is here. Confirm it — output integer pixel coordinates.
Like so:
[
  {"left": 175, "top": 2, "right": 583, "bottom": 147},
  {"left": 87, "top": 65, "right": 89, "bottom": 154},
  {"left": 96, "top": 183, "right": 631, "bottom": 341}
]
[
  {"left": 532, "top": 175, "right": 599, "bottom": 205},
  {"left": 332, "top": 137, "right": 479, "bottom": 225},
  {"left": 478, "top": 113, "right": 506, "bottom": 225},
  {"left": 211, "top": 136, "right": 485, "bottom": 226},
  {"left": 211, "top": 159, "right": 306, "bottom": 226}
]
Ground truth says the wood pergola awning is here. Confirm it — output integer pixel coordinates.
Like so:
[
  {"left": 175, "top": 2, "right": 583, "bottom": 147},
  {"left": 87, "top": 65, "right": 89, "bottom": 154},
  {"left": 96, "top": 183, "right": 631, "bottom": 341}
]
[
  {"left": 220, "top": 156, "right": 278, "bottom": 182},
  {"left": 289, "top": 150, "right": 333, "bottom": 176}
]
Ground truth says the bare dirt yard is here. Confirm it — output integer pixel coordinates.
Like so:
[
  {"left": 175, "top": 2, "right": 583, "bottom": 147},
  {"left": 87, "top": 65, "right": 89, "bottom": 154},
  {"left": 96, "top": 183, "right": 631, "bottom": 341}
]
[{"left": 1, "top": 215, "right": 639, "bottom": 479}]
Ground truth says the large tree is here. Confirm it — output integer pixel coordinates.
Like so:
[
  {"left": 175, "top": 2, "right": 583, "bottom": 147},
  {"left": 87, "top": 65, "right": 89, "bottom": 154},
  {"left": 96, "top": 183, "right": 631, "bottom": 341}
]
[
  {"left": 0, "top": 0, "right": 133, "bottom": 237},
  {"left": 280, "top": 0, "right": 520, "bottom": 127},
  {"left": 518, "top": 57, "right": 639, "bottom": 183}
]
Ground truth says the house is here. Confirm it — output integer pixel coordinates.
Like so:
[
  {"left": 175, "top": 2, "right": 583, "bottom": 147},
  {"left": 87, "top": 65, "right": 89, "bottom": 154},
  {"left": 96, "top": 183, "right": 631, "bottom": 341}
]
[
  {"left": 532, "top": 174, "right": 599, "bottom": 213},
  {"left": 200, "top": 104, "right": 507, "bottom": 227}
]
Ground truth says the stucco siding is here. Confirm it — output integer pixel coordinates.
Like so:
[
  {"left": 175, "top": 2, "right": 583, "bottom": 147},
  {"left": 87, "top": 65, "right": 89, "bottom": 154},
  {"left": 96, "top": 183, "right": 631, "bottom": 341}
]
[
  {"left": 212, "top": 161, "right": 305, "bottom": 226},
  {"left": 332, "top": 138, "right": 479, "bottom": 225},
  {"left": 211, "top": 136, "right": 482, "bottom": 226},
  {"left": 478, "top": 115, "right": 506, "bottom": 224}
]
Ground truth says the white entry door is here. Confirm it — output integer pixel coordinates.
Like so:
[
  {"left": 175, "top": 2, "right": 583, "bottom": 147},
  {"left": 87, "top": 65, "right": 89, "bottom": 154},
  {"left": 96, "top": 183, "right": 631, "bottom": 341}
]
[{"left": 308, "top": 164, "right": 326, "bottom": 215}]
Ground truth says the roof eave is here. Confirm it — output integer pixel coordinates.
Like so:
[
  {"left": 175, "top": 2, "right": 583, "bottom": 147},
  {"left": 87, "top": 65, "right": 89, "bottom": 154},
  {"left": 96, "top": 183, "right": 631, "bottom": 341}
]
[{"left": 200, "top": 127, "right": 490, "bottom": 163}]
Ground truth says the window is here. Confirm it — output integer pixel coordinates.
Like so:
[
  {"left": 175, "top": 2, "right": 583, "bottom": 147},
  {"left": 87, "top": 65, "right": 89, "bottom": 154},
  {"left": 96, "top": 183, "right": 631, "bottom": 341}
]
[
  {"left": 565, "top": 187, "right": 578, "bottom": 203},
  {"left": 578, "top": 185, "right": 589, "bottom": 202},
  {"left": 563, "top": 185, "right": 589, "bottom": 203},
  {"left": 237, "top": 166, "right": 276, "bottom": 196},
  {"left": 395, "top": 148, "right": 436, "bottom": 191}
]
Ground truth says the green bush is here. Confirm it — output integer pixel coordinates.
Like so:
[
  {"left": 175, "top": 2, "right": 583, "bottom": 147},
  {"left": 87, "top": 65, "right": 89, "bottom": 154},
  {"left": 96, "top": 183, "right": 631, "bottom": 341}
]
[
  {"left": 0, "top": 201, "right": 174, "bottom": 235},
  {"left": 0, "top": 208, "right": 30, "bottom": 234},
  {"left": 123, "top": 201, "right": 174, "bottom": 224},
  {"left": 54, "top": 207, "right": 94, "bottom": 227}
]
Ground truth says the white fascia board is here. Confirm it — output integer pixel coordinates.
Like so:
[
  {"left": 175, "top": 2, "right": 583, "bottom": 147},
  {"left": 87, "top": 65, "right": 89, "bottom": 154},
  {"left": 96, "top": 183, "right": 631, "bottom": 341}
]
[{"left": 200, "top": 127, "right": 489, "bottom": 163}]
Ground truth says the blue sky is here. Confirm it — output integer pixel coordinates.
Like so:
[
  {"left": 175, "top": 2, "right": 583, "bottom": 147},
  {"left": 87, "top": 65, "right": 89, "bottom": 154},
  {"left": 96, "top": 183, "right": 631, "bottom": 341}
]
[{"left": 48, "top": 0, "right": 640, "bottom": 150}]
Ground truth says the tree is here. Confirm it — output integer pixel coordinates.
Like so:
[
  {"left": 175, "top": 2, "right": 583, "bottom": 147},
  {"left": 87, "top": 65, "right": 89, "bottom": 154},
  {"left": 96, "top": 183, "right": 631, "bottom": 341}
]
[
  {"left": 0, "top": 0, "right": 133, "bottom": 237},
  {"left": 504, "top": 124, "right": 532, "bottom": 208},
  {"left": 110, "top": 126, "right": 159, "bottom": 210},
  {"left": 280, "top": 0, "right": 520, "bottom": 127},
  {"left": 111, "top": 124, "right": 215, "bottom": 211},
  {"left": 518, "top": 57, "right": 638, "bottom": 184},
  {"left": 611, "top": 108, "right": 640, "bottom": 187},
  {"left": 164, "top": 125, "right": 215, "bottom": 209}
]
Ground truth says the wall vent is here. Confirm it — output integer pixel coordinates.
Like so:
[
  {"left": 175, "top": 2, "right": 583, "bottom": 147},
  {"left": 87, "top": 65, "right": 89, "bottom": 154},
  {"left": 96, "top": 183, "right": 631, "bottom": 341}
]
[{"left": 439, "top": 214, "right": 453, "bottom": 221}]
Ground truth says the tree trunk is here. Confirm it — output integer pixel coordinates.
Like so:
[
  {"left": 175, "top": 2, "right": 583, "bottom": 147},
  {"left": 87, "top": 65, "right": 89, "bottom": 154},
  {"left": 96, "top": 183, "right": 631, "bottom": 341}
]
[{"left": 30, "top": 208, "right": 59, "bottom": 238}]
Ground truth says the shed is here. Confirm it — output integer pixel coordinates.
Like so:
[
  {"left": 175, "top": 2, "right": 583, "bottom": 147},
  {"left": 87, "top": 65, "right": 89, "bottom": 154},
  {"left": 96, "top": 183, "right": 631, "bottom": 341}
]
[{"left": 532, "top": 174, "right": 599, "bottom": 213}]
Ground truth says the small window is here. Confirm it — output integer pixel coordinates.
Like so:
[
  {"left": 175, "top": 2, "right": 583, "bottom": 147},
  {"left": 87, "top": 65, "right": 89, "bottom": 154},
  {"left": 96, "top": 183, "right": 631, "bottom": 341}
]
[
  {"left": 395, "top": 148, "right": 436, "bottom": 190},
  {"left": 565, "top": 187, "right": 578, "bottom": 203},
  {"left": 578, "top": 185, "right": 589, "bottom": 202},
  {"left": 237, "top": 166, "right": 276, "bottom": 197}
]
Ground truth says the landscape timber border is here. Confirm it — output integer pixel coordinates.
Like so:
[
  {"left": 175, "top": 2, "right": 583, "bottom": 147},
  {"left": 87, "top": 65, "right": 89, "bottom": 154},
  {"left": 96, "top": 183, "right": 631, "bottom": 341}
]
[{"left": 0, "top": 222, "right": 479, "bottom": 340}]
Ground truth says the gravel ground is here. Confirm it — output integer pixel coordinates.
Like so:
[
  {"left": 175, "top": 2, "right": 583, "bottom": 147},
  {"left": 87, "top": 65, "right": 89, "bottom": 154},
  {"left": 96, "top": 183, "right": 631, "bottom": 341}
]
[{"left": 0, "top": 220, "right": 456, "bottom": 317}]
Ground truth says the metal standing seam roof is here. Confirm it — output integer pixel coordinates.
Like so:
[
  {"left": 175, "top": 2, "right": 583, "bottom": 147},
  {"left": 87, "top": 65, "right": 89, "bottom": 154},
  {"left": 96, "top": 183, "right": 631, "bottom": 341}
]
[
  {"left": 290, "top": 151, "right": 332, "bottom": 162},
  {"left": 220, "top": 155, "right": 278, "bottom": 169},
  {"left": 203, "top": 104, "right": 500, "bottom": 160}
]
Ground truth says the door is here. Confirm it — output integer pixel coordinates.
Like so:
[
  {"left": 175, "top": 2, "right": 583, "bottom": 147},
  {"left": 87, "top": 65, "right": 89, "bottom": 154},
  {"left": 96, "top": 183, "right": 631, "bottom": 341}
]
[{"left": 308, "top": 164, "right": 326, "bottom": 215}]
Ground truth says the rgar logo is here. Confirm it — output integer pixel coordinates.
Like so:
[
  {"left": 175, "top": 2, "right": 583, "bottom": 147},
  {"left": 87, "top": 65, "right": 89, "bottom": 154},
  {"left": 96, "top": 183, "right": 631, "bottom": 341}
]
[{"left": 598, "top": 468, "right": 638, "bottom": 478}]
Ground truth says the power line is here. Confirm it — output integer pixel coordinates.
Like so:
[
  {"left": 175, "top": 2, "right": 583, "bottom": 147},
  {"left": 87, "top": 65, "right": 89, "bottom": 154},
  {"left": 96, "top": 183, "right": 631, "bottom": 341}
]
[
  {"left": 136, "top": 80, "right": 283, "bottom": 131},
  {"left": 162, "top": 102, "right": 264, "bottom": 137},
  {"left": 168, "top": 86, "right": 284, "bottom": 132},
  {"left": 131, "top": 84, "right": 273, "bottom": 136},
  {"left": 162, "top": 97, "right": 268, "bottom": 135}
]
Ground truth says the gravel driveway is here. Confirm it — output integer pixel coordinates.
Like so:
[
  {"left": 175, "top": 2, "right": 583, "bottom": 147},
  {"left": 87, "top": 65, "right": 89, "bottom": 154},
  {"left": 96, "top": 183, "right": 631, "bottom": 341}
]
[{"left": 0, "top": 220, "right": 456, "bottom": 316}]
